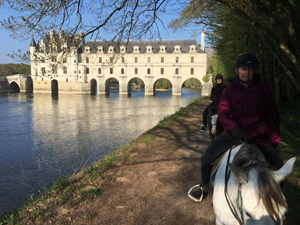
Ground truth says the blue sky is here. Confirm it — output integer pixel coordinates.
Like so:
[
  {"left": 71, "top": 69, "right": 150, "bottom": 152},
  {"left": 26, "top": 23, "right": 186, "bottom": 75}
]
[{"left": 0, "top": 3, "right": 204, "bottom": 64}]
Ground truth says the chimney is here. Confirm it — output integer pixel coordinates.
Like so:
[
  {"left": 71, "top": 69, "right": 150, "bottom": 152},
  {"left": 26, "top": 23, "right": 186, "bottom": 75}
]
[{"left": 200, "top": 30, "right": 205, "bottom": 51}]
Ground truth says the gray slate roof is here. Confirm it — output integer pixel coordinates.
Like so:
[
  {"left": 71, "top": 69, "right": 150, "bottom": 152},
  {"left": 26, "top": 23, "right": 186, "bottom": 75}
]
[{"left": 82, "top": 39, "right": 204, "bottom": 54}]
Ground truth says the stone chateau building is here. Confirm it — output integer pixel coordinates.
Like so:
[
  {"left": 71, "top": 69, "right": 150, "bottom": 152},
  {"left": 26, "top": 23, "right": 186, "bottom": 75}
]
[{"left": 29, "top": 30, "right": 209, "bottom": 95}]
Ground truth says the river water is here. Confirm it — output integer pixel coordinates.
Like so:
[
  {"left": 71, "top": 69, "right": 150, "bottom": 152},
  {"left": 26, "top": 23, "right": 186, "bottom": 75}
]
[{"left": 0, "top": 88, "right": 202, "bottom": 216}]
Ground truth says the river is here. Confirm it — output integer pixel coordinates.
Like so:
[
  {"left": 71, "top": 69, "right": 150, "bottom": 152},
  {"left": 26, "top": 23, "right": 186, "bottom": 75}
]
[{"left": 0, "top": 88, "right": 202, "bottom": 216}]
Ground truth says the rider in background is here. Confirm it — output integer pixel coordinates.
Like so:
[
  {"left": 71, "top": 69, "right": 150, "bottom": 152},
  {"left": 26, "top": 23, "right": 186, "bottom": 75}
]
[
  {"left": 189, "top": 53, "right": 283, "bottom": 202},
  {"left": 200, "top": 73, "right": 227, "bottom": 132}
]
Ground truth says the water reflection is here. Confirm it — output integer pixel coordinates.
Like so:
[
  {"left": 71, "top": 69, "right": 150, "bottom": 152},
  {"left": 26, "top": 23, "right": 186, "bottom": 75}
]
[{"left": 0, "top": 89, "right": 201, "bottom": 216}]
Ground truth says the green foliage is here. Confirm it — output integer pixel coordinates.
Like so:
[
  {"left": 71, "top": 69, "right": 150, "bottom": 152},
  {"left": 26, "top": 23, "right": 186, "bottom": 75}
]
[
  {"left": 0, "top": 63, "right": 30, "bottom": 76},
  {"left": 79, "top": 188, "right": 100, "bottom": 201},
  {"left": 155, "top": 79, "right": 172, "bottom": 89},
  {"left": 52, "top": 176, "right": 71, "bottom": 192},
  {"left": 202, "top": 75, "right": 209, "bottom": 83},
  {"left": 184, "top": 78, "right": 202, "bottom": 88}
]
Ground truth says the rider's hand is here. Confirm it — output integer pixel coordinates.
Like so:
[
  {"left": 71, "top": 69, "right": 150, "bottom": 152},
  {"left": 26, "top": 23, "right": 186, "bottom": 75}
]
[{"left": 232, "top": 126, "right": 245, "bottom": 140}]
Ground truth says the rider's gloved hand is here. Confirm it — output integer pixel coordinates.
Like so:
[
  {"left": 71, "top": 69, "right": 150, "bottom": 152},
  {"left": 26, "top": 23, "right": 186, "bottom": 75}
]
[
  {"left": 232, "top": 126, "right": 245, "bottom": 140},
  {"left": 272, "top": 143, "right": 280, "bottom": 153}
]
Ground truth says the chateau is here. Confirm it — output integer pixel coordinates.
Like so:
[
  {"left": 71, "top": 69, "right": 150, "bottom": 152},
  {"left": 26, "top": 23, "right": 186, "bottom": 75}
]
[{"left": 29, "top": 30, "right": 209, "bottom": 95}]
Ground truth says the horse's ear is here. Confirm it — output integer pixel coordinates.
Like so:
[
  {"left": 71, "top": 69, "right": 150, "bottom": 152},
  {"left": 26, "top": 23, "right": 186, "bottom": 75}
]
[
  {"left": 228, "top": 163, "right": 248, "bottom": 184},
  {"left": 274, "top": 157, "right": 296, "bottom": 183}
]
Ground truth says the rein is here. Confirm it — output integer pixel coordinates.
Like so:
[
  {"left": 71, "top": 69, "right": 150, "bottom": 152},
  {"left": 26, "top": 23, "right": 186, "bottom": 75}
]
[{"left": 224, "top": 144, "right": 244, "bottom": 225}]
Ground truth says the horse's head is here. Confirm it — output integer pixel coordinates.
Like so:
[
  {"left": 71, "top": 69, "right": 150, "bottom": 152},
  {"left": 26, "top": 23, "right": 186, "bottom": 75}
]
[{"left": 229, "top": 146, "right": 296, "bottom": 225}]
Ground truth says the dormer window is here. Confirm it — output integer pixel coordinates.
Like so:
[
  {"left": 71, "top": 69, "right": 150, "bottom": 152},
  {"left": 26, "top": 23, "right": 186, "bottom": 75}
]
[
  {"left": 98, "top": 46, "right": 103, "bottom": 53},
  {"left": 120, "top": 46, "right": 126, "bottom": 52},
  {"left": 189, "top": 45, "right": 197, "bottom": 52},
  {"left": 85, "top": 47, "right": 90, "bottom": 53},
  {"left": 159, "top": 45, "right": 166, "bottom": 53},
  {"left": 174, "top": 45, "right": 181, "bottom": 53},
  {"left": 146, "top": 46, "right": 153, "bottom": 53},
  {"left": 133, "top": 46, "right": 140, "bottom": 53},
  {"left": 109, "top": 46, "right": 114, "bottom": 53}
]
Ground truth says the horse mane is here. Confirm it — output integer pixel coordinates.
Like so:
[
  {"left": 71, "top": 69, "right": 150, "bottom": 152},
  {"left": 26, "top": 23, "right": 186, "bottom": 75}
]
[{"left": 231, "top": 144, "right": 287, "bottom": 223}]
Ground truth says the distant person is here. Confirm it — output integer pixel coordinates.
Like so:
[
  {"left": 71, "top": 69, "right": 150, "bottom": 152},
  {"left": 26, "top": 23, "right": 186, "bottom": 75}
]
[
  {"left": 189, "top": 53, "right": 282, "bottom": 202},
  {"left": 200, "top": 73, "right": 227, "bottom": 132}
]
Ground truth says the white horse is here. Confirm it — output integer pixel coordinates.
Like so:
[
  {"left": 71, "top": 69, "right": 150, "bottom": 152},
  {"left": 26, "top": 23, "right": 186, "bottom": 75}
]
[{"left": 213, "top": 144, "right": 296, "bottom": 225}]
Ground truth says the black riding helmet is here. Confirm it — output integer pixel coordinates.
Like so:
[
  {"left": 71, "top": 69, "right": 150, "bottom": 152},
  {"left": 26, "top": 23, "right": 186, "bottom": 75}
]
[
  {"left": 215, "top": 73, "right": 223, "bottom": 80},
  {"left": 236, "top": 54, "right": 259, "bottom": 67}
]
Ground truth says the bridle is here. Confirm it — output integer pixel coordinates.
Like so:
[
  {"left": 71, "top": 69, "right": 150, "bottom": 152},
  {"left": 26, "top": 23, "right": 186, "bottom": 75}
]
[{"left": 224, "top": 145, "right": 245, "bottom": 225}]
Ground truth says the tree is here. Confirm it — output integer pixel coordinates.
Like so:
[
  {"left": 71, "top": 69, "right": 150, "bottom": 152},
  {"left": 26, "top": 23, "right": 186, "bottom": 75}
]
[
  {"left": 0, "top": 0, "right": 172, "bottom": 43},
  {"left": 169, "top": 0, "right": 300, "bottom": 102}
]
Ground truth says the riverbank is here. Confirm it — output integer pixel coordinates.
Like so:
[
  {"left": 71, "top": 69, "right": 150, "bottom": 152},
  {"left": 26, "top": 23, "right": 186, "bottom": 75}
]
[{"left": 1, "top": 97, "right": 299, "bottom": 224}]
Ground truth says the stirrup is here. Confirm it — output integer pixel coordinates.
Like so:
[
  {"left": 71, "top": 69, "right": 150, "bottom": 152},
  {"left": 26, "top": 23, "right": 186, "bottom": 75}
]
[{"left": 188, "top": 184, "right": 204, "bottom": 202}]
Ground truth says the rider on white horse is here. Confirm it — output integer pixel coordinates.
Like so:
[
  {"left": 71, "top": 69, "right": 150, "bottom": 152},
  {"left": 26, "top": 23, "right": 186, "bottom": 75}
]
[{"left": 189, "top": 54, "right": 283, "bottom": 202}]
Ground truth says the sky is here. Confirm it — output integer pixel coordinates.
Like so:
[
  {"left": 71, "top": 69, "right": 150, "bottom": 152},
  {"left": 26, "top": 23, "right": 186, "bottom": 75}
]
[{"left": 0, "top": 2, "right": 205, "bottom": 64}]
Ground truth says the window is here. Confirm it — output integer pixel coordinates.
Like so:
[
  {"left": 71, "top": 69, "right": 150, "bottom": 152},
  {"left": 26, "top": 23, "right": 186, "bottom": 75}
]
[
  {"left": 175, "top": 57, "right": 179, "bottom": 63},
  {"left": 121, "top": 57, "right": 125, "bottom": 63},
  {"left": 175, "top": 68, "right": 179, "bottom": 75},
  {"left": 121, "top": 68, "right": 124, "bottom": 74},
  {"left": 99, "top": 57, "right": 102, "bottom": 63},
  {"left": 98, "top": 48, "right": 102, "bottom": 53},
  {"left": 86, "top": 57, "right": 89, "bottom": 63},
  {"left": 110, "top": 68, "right": 113, "bottom": 74},
  {"left": 66, "top": 78, "right": 68, "bottom": 82},
  {"left": 63, "top": 68, "right": 67, "bottom": 74},
  {"left": 98, "top": 68, "right": 102, "bottom": 74},
  {"left": 135, "top": 57, "right": 138, "bottom": 63},
  {"left": 41, "top": 67, "right": 46, "bottom": 74},
  {"left": 147, "top": 68, "right": 151, "bottom": 75},
  {"left": 86, "top": 68, "right": 89, "bottom": 74},
  {"left": 161, "top": 68, "right": 164, "bottom": 75},
  {"left": 135, "top": 68, "right": 138, "bottom": 74},
  {"left": 74, "top": 60, "right": 76, "bottom": 63},
  {"left": 63, "top": 58, "right": 66, "bottom": 63},
  {"left": 147, "top": 57, "right": 151, "bottom": 63},
  {"left": 161, "top": 57, "right": 164, "bottom": 63},
  {"left": 191, "top": 57, "right": 194, "bottom": 63},
  {"left": 191, "top": 68, "right": 194, "bottom": 75},
  {"left": 110, "top": 57, "right": 113, "bottom": 63}
]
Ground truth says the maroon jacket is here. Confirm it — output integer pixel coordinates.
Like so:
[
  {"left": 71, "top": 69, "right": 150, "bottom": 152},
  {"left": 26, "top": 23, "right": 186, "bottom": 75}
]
[{"left": 218, "top": 76, "right": 280, "bottom": 145}]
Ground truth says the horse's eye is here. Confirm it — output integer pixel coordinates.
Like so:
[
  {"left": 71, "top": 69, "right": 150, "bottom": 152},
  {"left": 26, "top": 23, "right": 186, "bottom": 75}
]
[{"left": 245, "top": 211, "right": 253, "bottom": 219}]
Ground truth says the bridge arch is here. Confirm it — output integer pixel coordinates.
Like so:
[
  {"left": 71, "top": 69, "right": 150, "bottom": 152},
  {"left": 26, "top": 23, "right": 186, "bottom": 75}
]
[
  {"left": 105, "top": 77, "right": 119, "bottom": 95},
  {"left": 127, "top": 77, "right": 145, "bottom": 96},
  {"left": 90, "top": 79, "right": 97, "bottom": 95},
  {"left": 181, "top": 77, "right": 202, "bottom": 95},
  {"left": 153, "top": 78, "right": 173, "bottom": 96},
  {"left": 8, "top": 81, "right": 20, "bottom": 92},
  {"left": 51, "top": 79, "right": 58, "bottom": 94}
]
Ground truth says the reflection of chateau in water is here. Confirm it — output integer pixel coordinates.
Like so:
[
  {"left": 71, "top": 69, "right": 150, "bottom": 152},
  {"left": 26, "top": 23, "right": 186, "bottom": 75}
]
[{"left": 29, "top": 30, "right": 210, "bottom": 95}]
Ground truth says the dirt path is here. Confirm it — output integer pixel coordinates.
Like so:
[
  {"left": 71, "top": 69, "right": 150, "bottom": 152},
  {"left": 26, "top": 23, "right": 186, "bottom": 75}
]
[
  {"left": 84, "top": 100, "right": 215, "bottom": 225},
  {"left": 36, "top": 99, "right": 214, "bottom": 225}
]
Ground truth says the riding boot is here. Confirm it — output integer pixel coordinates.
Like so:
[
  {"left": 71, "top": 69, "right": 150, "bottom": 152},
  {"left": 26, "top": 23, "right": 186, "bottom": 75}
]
[{"left": 188, "top": 164, "right": 211, "bottom": 202}]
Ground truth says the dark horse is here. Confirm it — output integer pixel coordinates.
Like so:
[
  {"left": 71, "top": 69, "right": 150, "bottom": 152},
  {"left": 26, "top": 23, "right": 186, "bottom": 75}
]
[{"left": 207, "top": 102, "right": 223, "bottom": 142}]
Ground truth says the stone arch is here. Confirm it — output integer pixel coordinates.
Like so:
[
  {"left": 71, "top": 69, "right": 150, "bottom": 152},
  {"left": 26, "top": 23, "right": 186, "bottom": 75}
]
[
  {"left": 26, "top": 77, "right": 33, "bottom": 93},
  {"left": 181, "top": 77, "right": 202, "bottom": 95},
  {"left": 127, "top": 77, "right": 145, "bottom": 96},
  {"left": 153, "top": 78, "right": 173, "bottom": 96},
  {"left": 105, "top": 77, "right": 119, "bottom": 96},
  {"left": 51, "top": 79, "right": 58, "bottom": 94},
  {"left": 8, "top": 81, "right": 20, "bottom": 92},
  {"left": 90, "top": 79, "right": 97, "bottom": 95}
]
